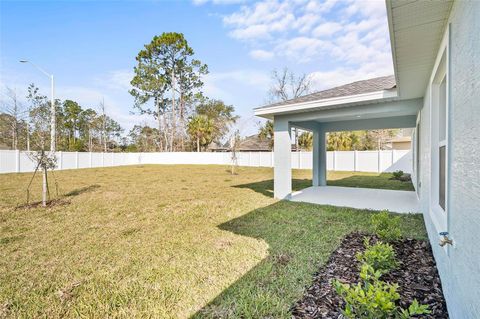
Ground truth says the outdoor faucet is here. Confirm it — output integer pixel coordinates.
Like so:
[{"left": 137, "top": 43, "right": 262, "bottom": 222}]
[{"left": 439, "top": 232, "right": 453, "bottom": 247}]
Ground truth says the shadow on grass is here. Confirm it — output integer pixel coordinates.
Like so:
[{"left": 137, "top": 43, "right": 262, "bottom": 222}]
[
  {"left": 65, "top": 184, "right": 101, "bottom": 197},
  {"left": 233, "top": 179, "right": 311, "bottom": 198},
  {"left": 234, "top": 173, "right": 414, "bottom": 198},
  {"left": 328, "top": 173, "right": 414, "bottom": 191},
  {"left": 191, "top": 199, "right": 426, "bottom": 318}
]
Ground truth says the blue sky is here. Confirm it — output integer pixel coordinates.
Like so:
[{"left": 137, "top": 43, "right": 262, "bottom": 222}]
[{"left": 1, "top": 0, "right": 393, "bottom": 136}]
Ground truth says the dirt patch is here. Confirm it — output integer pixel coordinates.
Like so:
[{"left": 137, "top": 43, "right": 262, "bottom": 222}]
[
  {"left": 15, "top": 198, "right": 71, "bottom": 210},
  {"left": 291, "top": 232, "right": 448, "bottom": 318}
]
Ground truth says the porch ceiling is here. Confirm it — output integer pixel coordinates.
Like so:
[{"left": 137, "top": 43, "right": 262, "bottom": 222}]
[
  {"left": 285, "top": 98, "right": 422, "bottom": 132},
  {"left": 387, "top": 0, "right": 453, "bottom": 99}
]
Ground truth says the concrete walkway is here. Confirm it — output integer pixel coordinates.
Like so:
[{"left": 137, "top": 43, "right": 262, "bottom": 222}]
[{"left": 289, "top": 186, "right": 420, "bottom": 214}]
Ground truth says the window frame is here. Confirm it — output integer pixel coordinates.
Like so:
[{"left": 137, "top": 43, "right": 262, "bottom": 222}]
[{"left": 429, "top": 24, "right": 450, "bottom": 234}]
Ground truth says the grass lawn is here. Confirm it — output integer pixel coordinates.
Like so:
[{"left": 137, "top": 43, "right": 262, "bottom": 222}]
[{"left": 0, "top": 165, "right": 424, "bottom": 318}]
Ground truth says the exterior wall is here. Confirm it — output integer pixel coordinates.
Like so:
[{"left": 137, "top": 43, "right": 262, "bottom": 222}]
[{"left": 417, "top": 1, "right": 480, "bottom": 318}]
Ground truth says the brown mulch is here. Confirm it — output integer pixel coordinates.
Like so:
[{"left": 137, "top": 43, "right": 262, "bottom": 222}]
[{"left": 291, "top": 232, "right": 448, "bottom": 318}]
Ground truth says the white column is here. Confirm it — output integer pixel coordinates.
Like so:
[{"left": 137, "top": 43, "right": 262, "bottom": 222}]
[
  {"left": 274, "top": 118, "right": 292, "bottom": 199},
  {"left": 313, "top": 126, "right": 327, "bottom": 186}
]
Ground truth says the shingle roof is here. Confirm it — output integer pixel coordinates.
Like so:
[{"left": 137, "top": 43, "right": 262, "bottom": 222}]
[{"left": 257, "top": 75, "right": 396, "bottom": 109}]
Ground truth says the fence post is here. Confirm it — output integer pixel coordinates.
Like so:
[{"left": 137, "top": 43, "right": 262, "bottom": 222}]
[
  {"left": 16, "top": 150, "right": 20, "bottom": 173},
  {"left": 298, "top": 151, "right": 301, "bottom": 169},
  {"left": 392, "top": 149, "right": 395, "bottom": 165},
  {"left": 378, "top": 150, "right": 381, "bottom": 173},
  {"left": 76, "top": 151, "right": 79, "bottom": 169},
  {"left": 333, "top": 151, "right": 336, "bottom": 171},
  {"left": 89, "top": 152, "right": 92, "bottom": 168},
  {"left": 354, "top": 150, "right": 357, "bottom": 172},
  {"left": 59, "top": 151, "right": 63, "bottom": 170},
  {"left": 271, "top": 151, "right": 274, "bottom": 167}
]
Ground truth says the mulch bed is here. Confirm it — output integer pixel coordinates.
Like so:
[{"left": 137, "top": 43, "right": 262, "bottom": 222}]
[{"left": 291, "top": 232, "right": 448, "bottom": 318}]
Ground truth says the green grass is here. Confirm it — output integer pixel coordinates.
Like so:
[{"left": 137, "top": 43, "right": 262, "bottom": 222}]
[{"left": 0, "top": 166, "right": 424, "bottom": 318}]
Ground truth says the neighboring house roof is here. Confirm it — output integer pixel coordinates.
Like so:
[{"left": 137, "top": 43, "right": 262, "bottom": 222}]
[
  {"left": 237, "top": 135, "right": 272, "bottom": 151},
  {"left": 257, "top": 75, "right": 396, "bottom": 110},
  {"left": 388, "top": 136, "right": 412, "bottom": 143}
]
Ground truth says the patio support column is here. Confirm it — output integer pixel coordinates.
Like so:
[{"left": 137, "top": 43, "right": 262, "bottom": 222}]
[
  {"left": 274, "top": 117, "right": 292, "bottom": 199},
  {"left": 313, "top": 126, "right": 327, "bottom": 186}
]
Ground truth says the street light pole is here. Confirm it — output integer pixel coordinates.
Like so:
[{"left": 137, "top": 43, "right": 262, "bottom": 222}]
[{"left": 20, "top": 60, "right": 56, "bottom": 152}]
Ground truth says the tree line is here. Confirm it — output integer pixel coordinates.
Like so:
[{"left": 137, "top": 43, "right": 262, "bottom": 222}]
[{"left": 0, "top": 84, "right": 122, "bottom": 152}]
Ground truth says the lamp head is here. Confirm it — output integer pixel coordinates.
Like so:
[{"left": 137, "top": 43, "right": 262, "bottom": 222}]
[{"left": 19, "top": 60, "right": 28, "bottom": 63}]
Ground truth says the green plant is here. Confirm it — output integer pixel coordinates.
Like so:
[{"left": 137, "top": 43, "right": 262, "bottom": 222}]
[
  {"left": 334, "top": 264, "right": 431, "bottom": 319},
  {"left": 334, "top": 264, "right": 400, "bottom": 319},
  {"left": 371, "top": 211, "right": 402, "bottom": 242},
  {"left": 392, "top": 170, "right": 404, "bottom": 180},
  {"left": 357, "top": 238, "right": 397, "bottom": 274}
]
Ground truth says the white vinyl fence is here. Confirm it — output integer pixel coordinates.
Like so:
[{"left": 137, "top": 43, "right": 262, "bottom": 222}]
[{"left": 0, "top": 149, "right": 412, "bottom": 174}]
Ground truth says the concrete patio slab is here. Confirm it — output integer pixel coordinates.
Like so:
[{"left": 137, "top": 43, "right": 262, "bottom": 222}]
[{"left": 289, "top": 186, "right": 420, "bottom": 214}]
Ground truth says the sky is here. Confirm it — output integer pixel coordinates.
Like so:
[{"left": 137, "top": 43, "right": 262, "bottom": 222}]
[{"left": 0, "top": 0, "right": 394, "bottom": 137}]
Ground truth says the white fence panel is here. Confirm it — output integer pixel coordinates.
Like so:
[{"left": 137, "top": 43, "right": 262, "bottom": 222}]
[
  {"left": 356, "top": 151, "right": 379, "bottom": 172},
  {"left": 335, "top": 151, "right": 355, "bottom": 171},
  {"left": 0, "top": 150, "right": 16, "bottom": 173},
  {"left": 0, "top": 150, "right": 412, "bottom": 174}
]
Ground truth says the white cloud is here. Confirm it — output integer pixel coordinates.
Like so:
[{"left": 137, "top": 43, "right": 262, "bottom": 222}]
[
  {"left": 249, "top": 49, "right": 274, "bottom": 60},
  {"left": 312, "top": 21, "right": 342, "bottom": 37},
  {"left": 192, "top": 0, "right": 245, "bottom": 5},
  {"left": 222, "top": 0, "right": 393, "bottom": 72}
]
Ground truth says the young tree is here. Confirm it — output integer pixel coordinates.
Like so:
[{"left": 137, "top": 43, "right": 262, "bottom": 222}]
[
  {"left": 130, "top": 32, "right": 208, "bottom": 151},
  {"left": 229, "top": 129, "right": 241, "bottom": 175},
  {"left": 26, "top": 84, "right": 57, "bottom": 207}
]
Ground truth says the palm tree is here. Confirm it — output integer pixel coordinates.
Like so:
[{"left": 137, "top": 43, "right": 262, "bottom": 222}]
[{"left": 187, "top": 115, "right": 214, "bottom": 152}]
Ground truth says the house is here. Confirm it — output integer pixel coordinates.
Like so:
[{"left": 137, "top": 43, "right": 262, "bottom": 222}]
[
  {"left": 386, "top": 136, "right": 412, "bottom": 150},
  {"left": 254, "top": 1, "right": 479, "bottom": 318}
]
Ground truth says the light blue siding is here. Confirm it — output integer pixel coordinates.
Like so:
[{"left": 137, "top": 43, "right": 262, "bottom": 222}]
[{"left": 418, "top": 1, "right": 480, "bottom": 318}]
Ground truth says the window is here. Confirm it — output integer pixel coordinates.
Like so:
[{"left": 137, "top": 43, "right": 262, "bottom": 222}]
[
  {"left": 431, "top": 49, "right": 448, "bottom": 216},
  {"left": 438, "top": 76, "right": 447, "bottom": 210}
]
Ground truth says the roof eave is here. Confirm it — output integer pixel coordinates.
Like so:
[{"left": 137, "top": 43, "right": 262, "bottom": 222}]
[
  {"left": 254, "top": 89, "right": 398, "bottom": 118},
  {"left": 385, "top": 0, "right": 401, "bottom": 98}
]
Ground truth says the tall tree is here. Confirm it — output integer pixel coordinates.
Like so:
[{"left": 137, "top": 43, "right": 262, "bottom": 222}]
[
  {"left": 130, "top": 32, "right": 208, "bottom": 151},
  {"left": 267, "top": 67, "right": 312, "bottom": 103},
  {"left": 0, "top": 87, "right": 28, "bottom": 149},
  {"left": 265, "top": 67, "right": 312, "bottom": 148},
  {"left": 195, "top": 99, "right": 238, "bottom": 145}
]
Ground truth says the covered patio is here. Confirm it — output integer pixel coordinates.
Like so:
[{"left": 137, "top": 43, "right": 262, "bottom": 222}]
[
  {"left": 290, "top": 186, "right": 419, "bottom": 214},
  {"left": 254, "top": 76, "right": 421, "bottom": 213}
]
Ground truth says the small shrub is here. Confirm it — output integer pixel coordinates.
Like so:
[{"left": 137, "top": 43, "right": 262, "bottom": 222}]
[
  {"left": 334, "top": 264, "right": 431, "bottom": 319},
  {"left": 357, "top": 238, "right": 397, "bottom": 274},
  {"left": 333, "top": 264, "right": 400, "bottom": 319},
  {"left": 392, "top": 170, "right": 404, "bottom": 180},
  {"left": 371, "top": 211, "right": 402, "bottom": 242}
]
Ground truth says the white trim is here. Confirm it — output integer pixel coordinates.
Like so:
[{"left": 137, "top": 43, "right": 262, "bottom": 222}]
[
  {"left": 254, "top": 89, "right": 398, "bottom": 117},
  {"left": 428, "top": 24, "right": 450, "bottom": 237}
]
